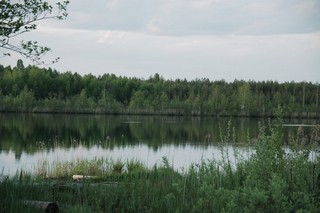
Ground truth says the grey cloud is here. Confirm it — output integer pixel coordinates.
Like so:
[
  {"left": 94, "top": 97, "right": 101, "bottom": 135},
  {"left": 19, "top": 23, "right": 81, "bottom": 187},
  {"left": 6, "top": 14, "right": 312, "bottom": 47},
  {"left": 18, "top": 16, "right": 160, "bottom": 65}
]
[{"left": 64, "top": 0, "right": 320, "bottom": 35}]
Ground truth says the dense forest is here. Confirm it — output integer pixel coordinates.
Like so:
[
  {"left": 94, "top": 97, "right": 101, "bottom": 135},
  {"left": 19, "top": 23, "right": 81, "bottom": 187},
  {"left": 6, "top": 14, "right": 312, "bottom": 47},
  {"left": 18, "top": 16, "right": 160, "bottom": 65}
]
[{"left": 0, "top": 60, "right": 319, "bottom": 117}]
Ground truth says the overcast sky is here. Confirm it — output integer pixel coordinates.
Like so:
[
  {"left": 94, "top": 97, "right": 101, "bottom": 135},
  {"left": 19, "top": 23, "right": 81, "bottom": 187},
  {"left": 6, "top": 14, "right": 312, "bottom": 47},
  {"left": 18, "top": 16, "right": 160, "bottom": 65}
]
[{"left": 2, "top": 0, "right": 320, "bottom": 82}]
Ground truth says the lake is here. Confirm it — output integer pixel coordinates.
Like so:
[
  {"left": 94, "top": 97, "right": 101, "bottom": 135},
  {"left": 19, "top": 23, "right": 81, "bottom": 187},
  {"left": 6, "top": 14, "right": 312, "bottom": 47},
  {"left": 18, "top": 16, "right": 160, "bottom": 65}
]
[{"left": 0, "top": 113, "right": 317, "bottom": 175}]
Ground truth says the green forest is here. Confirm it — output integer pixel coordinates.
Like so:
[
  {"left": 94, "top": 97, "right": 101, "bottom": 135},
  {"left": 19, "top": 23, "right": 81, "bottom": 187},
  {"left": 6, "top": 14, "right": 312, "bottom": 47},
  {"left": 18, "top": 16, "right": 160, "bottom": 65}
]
[{"left": 0, "top": 60, "right": 319, "bottom": 117}]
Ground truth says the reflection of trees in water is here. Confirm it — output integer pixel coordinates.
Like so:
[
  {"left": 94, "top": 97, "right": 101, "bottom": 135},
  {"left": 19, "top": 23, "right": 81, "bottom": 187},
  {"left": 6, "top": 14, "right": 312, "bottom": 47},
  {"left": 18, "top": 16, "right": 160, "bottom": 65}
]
[
  {"left": 0, "top": 114, "right": 316, "bottom": 154},
  {"left": 15, "top": 151, "right": 22, "bottom": 160}
]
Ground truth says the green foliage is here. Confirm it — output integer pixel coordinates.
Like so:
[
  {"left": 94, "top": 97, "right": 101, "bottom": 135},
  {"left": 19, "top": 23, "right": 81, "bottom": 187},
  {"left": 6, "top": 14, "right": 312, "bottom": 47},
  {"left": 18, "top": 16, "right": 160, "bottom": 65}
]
[
  {"left": 0, "top": 0, "right": 69, "bottom": 63},
  {"left": 129, "top": 90, "right": 145, "bottom": 110},
  {"left": 0, "top": 62, "right": 319, "bottom": 117},
  {"left": 127, "top": 160, "right": 147, "bottom": 174},
  {"left": 238, "top": 82, "right": 252, "bottom": 113},
  {"left": 112, "top": 160, "right": 125, "bottom": 173},
  {"left": 16, "top": 85, "right": 35, "bottom": 109}
]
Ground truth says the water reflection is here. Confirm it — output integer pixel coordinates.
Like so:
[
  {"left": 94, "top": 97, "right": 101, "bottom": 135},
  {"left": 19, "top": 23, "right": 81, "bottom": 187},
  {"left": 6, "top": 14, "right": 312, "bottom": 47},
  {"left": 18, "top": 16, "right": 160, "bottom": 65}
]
[
  {"left": 0, "top": 114, "right": 260, "bottom": 153},
  {"left": 0, "top": 113, "right": 317, "bottom": 175}
]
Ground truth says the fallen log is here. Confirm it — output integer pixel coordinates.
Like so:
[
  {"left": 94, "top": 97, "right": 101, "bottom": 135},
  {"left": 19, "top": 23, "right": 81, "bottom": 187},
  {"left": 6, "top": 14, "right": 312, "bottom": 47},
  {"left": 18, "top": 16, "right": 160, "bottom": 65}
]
[
  {"left": 54, "top": 181, "right": 118, "bottom": 189},
  {"left": 50, "top": 180, "right": 118, "bottom": 198},
  {"left": 72, "top": 175, "right": 97, "bottom": 181},
  {"left": 23, "top": 200, "right": 59, "bottom": 213}
]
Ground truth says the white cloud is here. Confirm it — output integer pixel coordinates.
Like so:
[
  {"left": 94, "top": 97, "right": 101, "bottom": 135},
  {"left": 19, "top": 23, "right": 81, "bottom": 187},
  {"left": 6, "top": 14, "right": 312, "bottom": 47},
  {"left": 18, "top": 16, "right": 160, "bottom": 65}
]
[
  {"left": 291, "top": 0, "right": 318, "bottom": 16},
  {"left": 145, "top": 18, "right": 162, "bottom": 34},
  {"left": 240, "top": 2, "right": 276, "bottom": 16},
  {"left": 191, "top": 0, "right": 222, "bottom": 9},
  {"left": 106, "top": 0, "right": 122, "bottom": 9}
]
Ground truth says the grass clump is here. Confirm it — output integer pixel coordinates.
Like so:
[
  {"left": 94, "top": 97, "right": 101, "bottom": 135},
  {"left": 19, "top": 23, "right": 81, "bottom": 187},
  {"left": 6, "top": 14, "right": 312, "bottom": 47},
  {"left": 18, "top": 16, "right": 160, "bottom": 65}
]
[{"left": 36, "top": 158, "right": 107, "bottom": 178}]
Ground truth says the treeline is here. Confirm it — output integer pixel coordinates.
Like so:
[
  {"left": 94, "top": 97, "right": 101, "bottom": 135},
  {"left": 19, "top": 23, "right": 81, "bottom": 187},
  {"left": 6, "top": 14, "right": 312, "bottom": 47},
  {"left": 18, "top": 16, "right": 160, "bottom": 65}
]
[{"left": 0, "top": 60, "right": 319, "bottom": 117}]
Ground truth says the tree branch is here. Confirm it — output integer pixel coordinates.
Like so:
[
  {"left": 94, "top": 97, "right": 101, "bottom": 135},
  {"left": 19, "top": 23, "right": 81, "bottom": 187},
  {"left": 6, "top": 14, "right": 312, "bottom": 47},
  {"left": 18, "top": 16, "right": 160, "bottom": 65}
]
[{"left": 0, "top": 0, "right": 69, "bottom": 64}]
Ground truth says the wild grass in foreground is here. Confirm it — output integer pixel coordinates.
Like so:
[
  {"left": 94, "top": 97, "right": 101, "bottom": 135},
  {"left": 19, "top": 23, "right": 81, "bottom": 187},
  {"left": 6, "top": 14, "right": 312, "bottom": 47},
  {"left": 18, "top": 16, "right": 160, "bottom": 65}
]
[{"left": 1, "top": 113, "right": 320, "bottom": 212}]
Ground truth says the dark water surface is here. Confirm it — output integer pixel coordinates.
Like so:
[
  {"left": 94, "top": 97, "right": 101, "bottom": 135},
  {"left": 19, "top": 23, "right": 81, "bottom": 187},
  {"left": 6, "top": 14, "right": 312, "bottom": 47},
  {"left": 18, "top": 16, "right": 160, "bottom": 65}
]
[{"left": 0, "top": 113, "right": 317, "bottom": 175}]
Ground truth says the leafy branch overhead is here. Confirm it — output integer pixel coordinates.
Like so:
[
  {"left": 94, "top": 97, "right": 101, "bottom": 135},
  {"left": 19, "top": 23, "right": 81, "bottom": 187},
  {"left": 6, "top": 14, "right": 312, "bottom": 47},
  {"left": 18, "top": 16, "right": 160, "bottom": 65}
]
[{"left": 0, "top": 0, "right": 69, "bottom": 64}]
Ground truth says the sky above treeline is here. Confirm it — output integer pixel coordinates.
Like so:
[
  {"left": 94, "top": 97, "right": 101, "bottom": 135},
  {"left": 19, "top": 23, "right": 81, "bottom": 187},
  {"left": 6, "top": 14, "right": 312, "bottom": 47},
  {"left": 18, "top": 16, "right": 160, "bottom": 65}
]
[{"left": 2, "top": 0, "right": 320, "bottom": 82}]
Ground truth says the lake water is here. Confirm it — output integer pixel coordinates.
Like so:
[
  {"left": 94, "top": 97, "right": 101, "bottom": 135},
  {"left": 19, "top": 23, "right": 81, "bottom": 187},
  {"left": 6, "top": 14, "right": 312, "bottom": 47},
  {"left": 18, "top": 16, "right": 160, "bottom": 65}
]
[{"left": 0, "top": 113, "right": 317, "bottom": 175}]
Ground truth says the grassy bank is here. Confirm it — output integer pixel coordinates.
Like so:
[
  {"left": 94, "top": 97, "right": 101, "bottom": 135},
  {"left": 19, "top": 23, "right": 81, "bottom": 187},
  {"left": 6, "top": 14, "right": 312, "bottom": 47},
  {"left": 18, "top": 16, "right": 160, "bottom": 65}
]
[{"left": 1, "top": 115, "right": 319, "bottom": 212}]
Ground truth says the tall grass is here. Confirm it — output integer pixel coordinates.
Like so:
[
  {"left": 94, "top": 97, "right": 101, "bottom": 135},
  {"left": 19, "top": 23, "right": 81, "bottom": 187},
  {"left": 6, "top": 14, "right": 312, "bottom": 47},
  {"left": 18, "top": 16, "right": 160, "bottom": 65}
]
[{"left": 0, "top": 112, "right": 319, "bottom": 212}]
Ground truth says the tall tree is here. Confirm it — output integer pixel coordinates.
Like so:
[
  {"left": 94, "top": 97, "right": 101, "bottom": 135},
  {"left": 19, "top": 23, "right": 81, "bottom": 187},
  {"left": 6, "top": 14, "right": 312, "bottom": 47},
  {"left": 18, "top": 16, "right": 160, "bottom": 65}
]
[
  {"left": 16, "top": 59, "right": 25, "bottom": 70},
  {"left": 238, "top": 82, "right": 252, "bottom": 112},
  {"left": 0, "top": 0, "right": 69, "bottom": 63}
]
